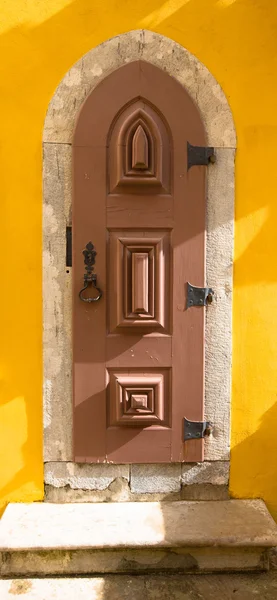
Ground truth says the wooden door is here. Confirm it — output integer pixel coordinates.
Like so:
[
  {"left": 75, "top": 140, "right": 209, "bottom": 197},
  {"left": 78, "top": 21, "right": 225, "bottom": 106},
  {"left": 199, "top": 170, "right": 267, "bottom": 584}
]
[{"left": 73, "top": 61, "right": 206, "bottom": 463}]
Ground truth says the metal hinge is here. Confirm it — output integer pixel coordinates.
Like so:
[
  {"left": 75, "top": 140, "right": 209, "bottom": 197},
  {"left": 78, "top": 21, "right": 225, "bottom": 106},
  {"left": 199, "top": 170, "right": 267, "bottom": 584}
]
[
  {"left": 183, "top": 418, "right": 212, "bottom": 441},
  {"left": 66, "top": 226, "right": 72, "bottom": 267},
  {"left": 186, "top": 282, "right": 214, "bottom": 309},
  {"left": 187, "top": 142, "right": 216, "bottom": 170}
]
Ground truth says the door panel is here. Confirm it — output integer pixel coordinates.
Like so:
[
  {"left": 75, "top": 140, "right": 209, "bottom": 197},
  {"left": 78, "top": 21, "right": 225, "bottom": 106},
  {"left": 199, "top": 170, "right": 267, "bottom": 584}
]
[
  {"left": 107, "top": 368, "right": 171, "bottom": 428},
  {"left": 73, "top": 60, "right": 206, "bottom": 463},
  {"left": 109, "top": 230, "right": 170, "bottom": 333}
]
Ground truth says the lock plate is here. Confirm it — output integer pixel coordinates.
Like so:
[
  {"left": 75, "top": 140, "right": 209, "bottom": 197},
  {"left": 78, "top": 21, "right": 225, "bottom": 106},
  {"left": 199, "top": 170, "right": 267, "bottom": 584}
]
[
  {"left": 183, "top": 418, "right": 212, "bottom": 441},
  {"left": 186, "top": 282, "right": 214, "bottom": 309},
  {"left": 66, "top": 226, "right": 72, "bottom": 267}
]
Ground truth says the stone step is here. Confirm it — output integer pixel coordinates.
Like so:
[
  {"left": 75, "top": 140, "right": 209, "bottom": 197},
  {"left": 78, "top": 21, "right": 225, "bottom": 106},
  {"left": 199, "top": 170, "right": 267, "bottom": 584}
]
[
  {"left": 1, "top": 573, "right": 277, "bottom": 600},
  {"left": 1, "top": 500, "right": 277, "bottom": 576}
]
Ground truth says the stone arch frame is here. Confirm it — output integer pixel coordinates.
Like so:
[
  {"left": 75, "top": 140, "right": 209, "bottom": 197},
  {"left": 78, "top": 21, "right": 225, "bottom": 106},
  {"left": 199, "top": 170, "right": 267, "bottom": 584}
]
[{"left": 43, "top": 30, "right": 236, "bottom": 499}]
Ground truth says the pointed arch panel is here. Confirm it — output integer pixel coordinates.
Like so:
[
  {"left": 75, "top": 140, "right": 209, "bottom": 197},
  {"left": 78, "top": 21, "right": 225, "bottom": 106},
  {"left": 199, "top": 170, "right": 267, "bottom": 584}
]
[{"left": 108, "top": 101, "right": 171, "bottom": 194}]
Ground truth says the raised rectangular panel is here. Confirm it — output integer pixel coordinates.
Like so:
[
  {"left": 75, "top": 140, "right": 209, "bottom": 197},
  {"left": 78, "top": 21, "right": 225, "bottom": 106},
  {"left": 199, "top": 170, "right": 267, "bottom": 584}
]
[
  {"left": 132, "top": 252, "right": 149, "bottom": 314},
  {"left": 109, "top": 231, "right": 170, "bottom": 332},
  {"left": 108, "top": 369, "right": 171, "bottom": 427}
]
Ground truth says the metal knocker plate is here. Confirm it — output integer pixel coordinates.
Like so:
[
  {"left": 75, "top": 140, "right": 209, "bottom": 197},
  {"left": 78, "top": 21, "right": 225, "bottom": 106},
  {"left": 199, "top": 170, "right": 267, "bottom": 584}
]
[{"left": 79, "top": 242, "right": 103, "bottom": 303}]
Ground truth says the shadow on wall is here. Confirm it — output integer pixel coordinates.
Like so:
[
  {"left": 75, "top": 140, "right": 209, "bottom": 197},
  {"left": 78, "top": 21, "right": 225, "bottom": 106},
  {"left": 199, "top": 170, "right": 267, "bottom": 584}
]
[
  {"left": 230, "top": 402, "right": 277, "bottom": 520},
  {"left": 1, "top": 0, "right": 277, "bottom": 525}
]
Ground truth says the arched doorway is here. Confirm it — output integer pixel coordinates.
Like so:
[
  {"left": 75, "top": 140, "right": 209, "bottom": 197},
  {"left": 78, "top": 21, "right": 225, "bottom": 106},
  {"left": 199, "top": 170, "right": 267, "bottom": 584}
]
[{"left": 43, "top": 30, "right": 235, "bottom": 498}]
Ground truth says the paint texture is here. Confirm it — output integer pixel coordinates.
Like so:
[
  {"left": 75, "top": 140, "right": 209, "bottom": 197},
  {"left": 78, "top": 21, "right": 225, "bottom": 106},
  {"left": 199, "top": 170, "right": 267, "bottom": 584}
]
[{"left": 0, "top": 0, "right": 277, "bottom": 517}]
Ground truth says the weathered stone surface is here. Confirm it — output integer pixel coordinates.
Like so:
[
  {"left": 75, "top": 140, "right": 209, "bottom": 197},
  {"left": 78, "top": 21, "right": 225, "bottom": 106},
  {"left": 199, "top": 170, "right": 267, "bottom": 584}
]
[
  {"left": 44, "top": 481, "right": 182, "bottom": 503},
  {"left": 205, "top": 149, "right": 235, "bottom": 462},
  {"left": 181, "top": 484, "right": 229, "bottom": 501},
  {"left": 0, "top": 500, "right": 276, "bottom": 556},
  {"left": 140, "top": 32, "right": 236, "bottom": 148},
  {"left": 43, "top": 142, "right": 72, "bottom": 462},
  {"left": 145, "top": 572, "right": 277, "bottom": 600},
  {"left": 0, "top": 576, "right": 145, "bottom": 600},
  {"left": 2, "top": 573, "right": 277, "bottom": 600},
  {"left": 44, "top": 462, "right": 129, "bottom": 491},
  {"left": 43, "top": 31, "right": 236, "bottom": 147},
  {"left": 0, "top": 546, "right": 268, "bottom": 577},
  {"left": 45, "top": 463, "right": 229, "bottom": 501},
  {"left": 45, "top": 482, "right": 229, "bottom": 503},
  {"left": 269, "top": 546, "right": 277, "bottom": 569},
  {"left": 130, "top": 465, "right": 181, "bottom": 494},
  {"left": 182, "top": 462, "right": 229, "bottom": 485},
  {"left": 1, "top": 500, "right": 276, "bottom": 576}
]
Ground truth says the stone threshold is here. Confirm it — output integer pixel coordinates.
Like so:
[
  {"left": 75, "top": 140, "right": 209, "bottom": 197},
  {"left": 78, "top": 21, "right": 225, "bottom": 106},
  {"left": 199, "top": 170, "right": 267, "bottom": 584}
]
[
  {"left": 2, "top": 574, "right": 277, "bottom": 600},
  {"left": 1, "top": 500, "right": 277, "bottom": 576}
]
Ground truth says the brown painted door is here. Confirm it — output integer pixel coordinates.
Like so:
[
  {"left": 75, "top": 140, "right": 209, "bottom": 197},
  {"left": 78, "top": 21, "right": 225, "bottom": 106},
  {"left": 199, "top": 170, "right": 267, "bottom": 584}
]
[{"left": 73, "top": 61, "right": 206, "bottom": 463}]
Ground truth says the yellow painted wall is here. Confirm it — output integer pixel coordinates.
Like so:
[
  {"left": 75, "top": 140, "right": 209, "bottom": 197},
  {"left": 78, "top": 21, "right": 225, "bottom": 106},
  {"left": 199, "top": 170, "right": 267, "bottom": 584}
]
[{"left": 1, "top": 0, "right": 277, "bottom": 517}]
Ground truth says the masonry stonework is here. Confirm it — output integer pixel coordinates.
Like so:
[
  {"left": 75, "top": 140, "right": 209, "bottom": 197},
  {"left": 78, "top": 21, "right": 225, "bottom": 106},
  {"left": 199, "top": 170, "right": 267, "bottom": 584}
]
[{"left": 43, "top": 30, "right": 235, "bottom": 501}]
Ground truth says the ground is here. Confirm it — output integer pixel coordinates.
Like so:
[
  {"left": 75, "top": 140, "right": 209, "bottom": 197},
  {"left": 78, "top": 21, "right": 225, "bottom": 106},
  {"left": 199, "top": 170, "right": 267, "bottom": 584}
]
[{"left": 2, "top": 573, "right": 277, "bottom": 599}]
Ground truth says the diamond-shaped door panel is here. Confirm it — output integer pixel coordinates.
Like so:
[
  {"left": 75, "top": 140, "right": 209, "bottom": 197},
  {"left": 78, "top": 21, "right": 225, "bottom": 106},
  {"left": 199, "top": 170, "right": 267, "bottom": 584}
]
[
  {"left": 109, "top": 231, "right": 171, "bottom": 333},
  {"left": 108, "top": 369, "right": 171, "bottom": 427}
]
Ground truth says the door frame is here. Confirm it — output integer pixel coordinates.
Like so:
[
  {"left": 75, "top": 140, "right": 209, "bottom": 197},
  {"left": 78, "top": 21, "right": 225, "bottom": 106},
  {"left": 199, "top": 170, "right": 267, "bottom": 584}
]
[{"left": 43, "top": 30, "right": 236, "bottom": 489}]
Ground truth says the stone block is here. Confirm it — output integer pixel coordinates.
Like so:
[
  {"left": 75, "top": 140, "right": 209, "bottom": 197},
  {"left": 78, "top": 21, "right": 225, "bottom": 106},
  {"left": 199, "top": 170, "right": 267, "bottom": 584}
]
[
  {"left": 130, "top": 464, "right": 181, "bottom": 493},
  {"left": 44, "top": 462, "right": 129, "bottom": 491},
  {"left": 181, "top": 461, "right": 229, "bottom": 486},
  {"left": 181, "top": 484, "right": 229, "bottom": 501}
]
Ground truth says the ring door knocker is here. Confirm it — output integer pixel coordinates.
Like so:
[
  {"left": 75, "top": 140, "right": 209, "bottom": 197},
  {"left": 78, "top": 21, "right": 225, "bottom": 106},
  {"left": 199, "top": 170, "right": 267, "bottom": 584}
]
[{"left": 79, "top": 241, "right": 103, "bottom": 303}]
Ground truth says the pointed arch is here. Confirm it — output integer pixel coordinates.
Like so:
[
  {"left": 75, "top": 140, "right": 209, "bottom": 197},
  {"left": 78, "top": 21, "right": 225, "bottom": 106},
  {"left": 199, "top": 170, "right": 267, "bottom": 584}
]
[
  {"left": 43, "top": 31, "right": 235, "bottom": 492},
  {"left": 132, "top": 125, "right": 149, "bottom": 170},
  {"left": 108, "top": 100, "right": 171, "bottom": 194}
]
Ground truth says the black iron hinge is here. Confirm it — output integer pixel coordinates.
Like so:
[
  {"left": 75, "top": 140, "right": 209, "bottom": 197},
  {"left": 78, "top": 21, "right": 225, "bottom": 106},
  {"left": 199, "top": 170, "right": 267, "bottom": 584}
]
[
  {"left": 186, "top": 282, "right": 214, "bottom": 309},
  {"left": 66, "top": 226, "right": 72, "bottom": 267},
  {"left": 187, "top": 142, "right": 216, "bottom": 170},
  {"left": 183, "top": 418, "right": 212, "bottom": 441}
]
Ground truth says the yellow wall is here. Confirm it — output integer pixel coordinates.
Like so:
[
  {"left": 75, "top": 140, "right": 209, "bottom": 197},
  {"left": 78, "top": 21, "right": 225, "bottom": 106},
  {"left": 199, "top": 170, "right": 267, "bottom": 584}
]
[{"left": 1, "top": 0, "right": 277, "bottom": 517}]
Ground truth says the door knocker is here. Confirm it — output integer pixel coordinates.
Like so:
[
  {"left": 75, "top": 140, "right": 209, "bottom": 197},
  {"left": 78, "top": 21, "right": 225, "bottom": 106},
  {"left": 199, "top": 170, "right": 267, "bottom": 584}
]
[{"left": 79, "top": 241, "right": 103, "bottom": 303}]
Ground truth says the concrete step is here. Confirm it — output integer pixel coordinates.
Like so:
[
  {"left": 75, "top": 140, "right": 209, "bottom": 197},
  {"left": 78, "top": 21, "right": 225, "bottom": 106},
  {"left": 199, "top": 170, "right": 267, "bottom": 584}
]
[
  {"left": 1, "top": 573, "right": 277, "bottom": 600},
  {"left": 1, "top": 500, "right": 277, "bottom": 576}
]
